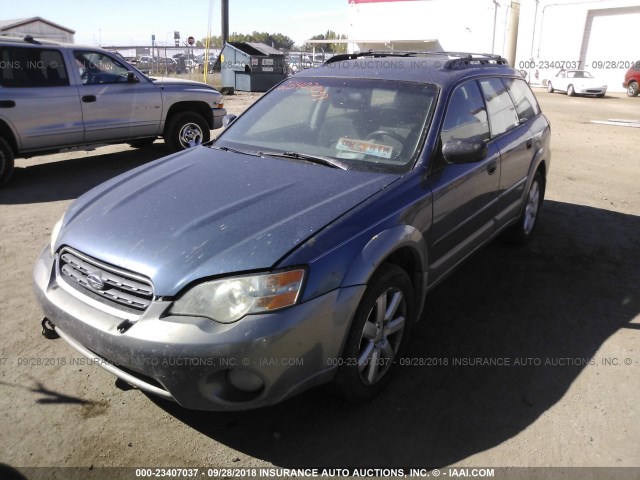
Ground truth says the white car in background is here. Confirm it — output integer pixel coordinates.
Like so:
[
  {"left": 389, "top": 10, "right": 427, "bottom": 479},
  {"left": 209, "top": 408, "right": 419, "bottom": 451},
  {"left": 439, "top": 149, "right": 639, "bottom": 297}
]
[{"left": 546, "top": 69, "right": 607, "bottom": 97}]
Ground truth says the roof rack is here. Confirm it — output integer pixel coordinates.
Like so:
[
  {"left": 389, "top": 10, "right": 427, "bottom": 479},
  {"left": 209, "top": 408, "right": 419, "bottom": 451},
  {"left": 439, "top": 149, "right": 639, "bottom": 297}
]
[
  {"left": 324, "top": 50, "right": 509, "bottom": 69},
  {"left": 325, "top": 51, "right": 416, "bottom": 64},
  {"left": 23, "top": 35, "right": 41, "bottom": 45}
]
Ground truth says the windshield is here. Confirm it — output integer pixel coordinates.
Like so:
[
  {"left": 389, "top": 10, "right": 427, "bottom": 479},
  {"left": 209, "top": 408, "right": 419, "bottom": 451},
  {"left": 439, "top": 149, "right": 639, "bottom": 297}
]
[
  {"left": 568, "top": 71, "right": 593, "bottom": 78},
  {"left": 215, "top": 77, "right": 438, "bottom": 173}
]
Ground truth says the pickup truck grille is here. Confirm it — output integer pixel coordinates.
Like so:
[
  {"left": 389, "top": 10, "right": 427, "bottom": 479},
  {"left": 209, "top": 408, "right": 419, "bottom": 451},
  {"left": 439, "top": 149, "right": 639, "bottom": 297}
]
[{"left": 58, "top": 247, "right": 153, "bottom": 314}]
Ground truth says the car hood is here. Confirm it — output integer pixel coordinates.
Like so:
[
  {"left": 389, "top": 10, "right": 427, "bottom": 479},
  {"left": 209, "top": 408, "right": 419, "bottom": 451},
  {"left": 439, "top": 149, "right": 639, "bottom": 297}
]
[
  {"left": 150, "top": 76, "right": 213, "bottom": 88},
  {"left": 148, "top": 76, "right": 221, "bottom": 96},
  {"left": 59, "top": 148, "right": 397, "bottom": 296}
]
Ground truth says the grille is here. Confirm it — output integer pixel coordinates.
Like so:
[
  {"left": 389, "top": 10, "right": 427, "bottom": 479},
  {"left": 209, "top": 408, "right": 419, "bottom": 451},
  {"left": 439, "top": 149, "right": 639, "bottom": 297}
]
[{"left": 58, "top": 248, "right": 153, "bottom": 313}]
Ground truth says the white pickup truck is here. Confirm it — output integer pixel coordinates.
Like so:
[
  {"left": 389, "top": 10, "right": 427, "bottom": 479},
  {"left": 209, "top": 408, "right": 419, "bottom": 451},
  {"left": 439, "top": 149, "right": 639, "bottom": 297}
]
[{"left": 0, "top": 36, "right": 226, "bottom": 187}]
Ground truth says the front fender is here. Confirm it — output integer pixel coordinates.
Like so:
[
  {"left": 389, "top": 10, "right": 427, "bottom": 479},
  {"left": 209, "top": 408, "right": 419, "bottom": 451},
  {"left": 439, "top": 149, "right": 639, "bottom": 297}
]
[
  {"left": 295, "top": 222, "right": 429, "bottom": 320},
  {"left": 342, "top": 224, "right": 428, "bottom": 288},
  {"left": 342, "top": 225, "right": 429, "bottom": 321}
]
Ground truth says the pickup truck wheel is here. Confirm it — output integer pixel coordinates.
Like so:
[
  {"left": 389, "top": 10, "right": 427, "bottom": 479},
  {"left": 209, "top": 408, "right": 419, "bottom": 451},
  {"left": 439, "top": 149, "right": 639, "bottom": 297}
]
[
  {"left": 128, "top": 138, "right": 156, "bottom": 149},
  {"left": 627, "top": 81, "right": 639, "bottom": 97},
  {"left": 0, "top": 137, "right": 15, "bottom": 188},
  {"left": 504, "top": 171, "right": 545, "bottom": 245},
  {"left": 164, "top": 112, "right": 210, "bottom": 151},
  {"left": 332, "top": 264, "right": 413, "bottom": 403}
]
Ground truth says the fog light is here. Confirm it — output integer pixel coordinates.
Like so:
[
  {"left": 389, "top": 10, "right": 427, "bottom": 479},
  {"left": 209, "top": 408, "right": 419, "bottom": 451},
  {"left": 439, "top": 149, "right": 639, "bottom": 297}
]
[{"left": 227, "top": 369, "right": 264, "bottom": 393}]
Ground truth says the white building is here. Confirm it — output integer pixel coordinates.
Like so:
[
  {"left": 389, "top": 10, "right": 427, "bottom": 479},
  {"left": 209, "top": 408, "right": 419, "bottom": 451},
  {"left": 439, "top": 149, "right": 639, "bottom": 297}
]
[
  {"left": 517, "top": 0, "right": 639, "bottom": 91},
  {"left": 345, "top": 0, "right": 639, "bottom": 92},
  {"left": 347, "top": 0, "right": 519, "bottom": 61}
]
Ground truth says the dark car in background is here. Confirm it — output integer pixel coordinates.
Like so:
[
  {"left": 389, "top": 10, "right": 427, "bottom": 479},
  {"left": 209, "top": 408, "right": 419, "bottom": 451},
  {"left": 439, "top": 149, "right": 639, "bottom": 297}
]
[
  {"left": 173, "top": 53, "right": 196, "bottom": 74},
  {"left": 136, "top": 55, "right": 155, "bottom": 73},
  {"left": 156, "top": 57, "right": 177, "bottom": 74},
  {"left": 35, "top": 51, "right": 550, "bottom": 411}
]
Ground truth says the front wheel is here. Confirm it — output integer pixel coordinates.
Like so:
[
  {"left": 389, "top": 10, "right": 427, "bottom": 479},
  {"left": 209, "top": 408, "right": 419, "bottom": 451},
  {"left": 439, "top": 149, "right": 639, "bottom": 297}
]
[
  {"left": 503, "top": 170, "right": 545, "bottom": 245},
  {"left": 567, "top": 84, "right": 576, "bottom": 97},
  {"left": 332, "top": 264, "right": 414, "bottom": 403},
  {"left": 0, "top": 137, "right": 15, "bottom": 188},
  {"left": 164, "top": 112, "right": 210, "bottom": 151},
  {"left": 627, "top": 81, "right": 639, "bottom": 97},
  {"left": 547, "top": 82, "right": 554, "bottom": 93}
]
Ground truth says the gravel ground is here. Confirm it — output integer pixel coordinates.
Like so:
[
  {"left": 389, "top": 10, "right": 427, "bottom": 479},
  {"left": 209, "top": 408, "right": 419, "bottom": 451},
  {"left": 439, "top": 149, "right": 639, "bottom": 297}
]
[{"left": 0, "top": 90, "right": 638, "bottom": 479}]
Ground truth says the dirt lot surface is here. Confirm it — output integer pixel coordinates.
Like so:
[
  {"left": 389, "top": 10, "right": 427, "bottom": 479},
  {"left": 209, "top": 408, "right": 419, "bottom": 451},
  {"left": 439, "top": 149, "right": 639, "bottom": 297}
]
[{"left": 0, "top": 90, "right": 638, "bottom": 479}]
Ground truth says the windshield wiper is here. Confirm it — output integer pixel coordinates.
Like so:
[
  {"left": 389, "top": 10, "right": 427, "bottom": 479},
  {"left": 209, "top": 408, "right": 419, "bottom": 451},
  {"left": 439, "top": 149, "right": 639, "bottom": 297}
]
[
  {"left": 210, "top": 145, "right": 263, "bottom": 157},
  {"left": 259, "top": 151, "right": 350, "bottom": 170}
]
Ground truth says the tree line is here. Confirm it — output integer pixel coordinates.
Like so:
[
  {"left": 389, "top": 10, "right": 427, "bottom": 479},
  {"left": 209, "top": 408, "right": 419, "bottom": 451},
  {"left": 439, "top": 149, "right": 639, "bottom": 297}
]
[{"left": 198, "top": 30, "right": 347, "bottom": 53}]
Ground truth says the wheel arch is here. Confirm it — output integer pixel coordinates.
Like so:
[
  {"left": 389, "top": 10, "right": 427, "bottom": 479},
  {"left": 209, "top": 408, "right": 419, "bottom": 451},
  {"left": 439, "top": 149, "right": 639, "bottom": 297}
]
[
  {"left": 0, "top": 119, "right": 19, "bottom": 155},
  {"left": 517, "top": 148, "right": 548, "bottom": 220},
  {"left": 342, "top": 224, "right": 429, "bottom": 322},
  {"left": 164, "top": 101, "right": 213, "bottom": 131}
]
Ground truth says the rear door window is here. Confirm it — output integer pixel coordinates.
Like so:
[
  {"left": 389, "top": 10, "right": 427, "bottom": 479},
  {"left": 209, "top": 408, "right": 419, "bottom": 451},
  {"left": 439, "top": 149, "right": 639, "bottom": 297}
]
[
  {"left": 0, "top": 47, "right": 69, "bottom": 87},
  {"left": 479, "top": 78, "right": 520, "bottom": 137},
  {"left": 503, "top": 78, "right": 540, "bottom": 123}
]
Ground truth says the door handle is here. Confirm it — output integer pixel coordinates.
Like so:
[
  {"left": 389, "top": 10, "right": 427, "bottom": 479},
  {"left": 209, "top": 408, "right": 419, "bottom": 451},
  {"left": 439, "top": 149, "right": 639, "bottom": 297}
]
[
  {"left": 82, "top": 95, "right": 97, "bottom": 103},
  {"left": 0, "top": 100, "right": 16, "bottom": 108},
  {"left": 526, "top": 138, "right": 533, "bottom": 149},
  {"left": 487, "top": 160, "right": 497, "bottom": 175}
]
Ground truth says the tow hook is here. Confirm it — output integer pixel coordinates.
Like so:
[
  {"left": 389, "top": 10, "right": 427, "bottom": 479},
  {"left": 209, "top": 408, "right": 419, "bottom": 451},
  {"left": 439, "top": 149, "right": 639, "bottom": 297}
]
[{"left": 41, "top": 317, "right": 59, "bottom": 339}]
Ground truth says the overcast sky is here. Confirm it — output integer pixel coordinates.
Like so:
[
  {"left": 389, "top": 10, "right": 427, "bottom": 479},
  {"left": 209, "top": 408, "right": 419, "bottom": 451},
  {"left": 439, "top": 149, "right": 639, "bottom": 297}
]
[{"left": 1, "top": 0, "right": 350, "bottom": 46}]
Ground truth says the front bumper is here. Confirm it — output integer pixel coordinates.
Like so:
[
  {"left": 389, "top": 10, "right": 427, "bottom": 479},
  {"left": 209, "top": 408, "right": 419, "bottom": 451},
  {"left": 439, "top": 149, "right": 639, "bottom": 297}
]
[
  {"left": 33, "top": 246, "right": 364, "bottom": 410},
  {"left": 575, "top": 86, "right": 607, "bottom": 95},
  {"left": 212, "top": 107, "right": 226, "bottom": 129}
]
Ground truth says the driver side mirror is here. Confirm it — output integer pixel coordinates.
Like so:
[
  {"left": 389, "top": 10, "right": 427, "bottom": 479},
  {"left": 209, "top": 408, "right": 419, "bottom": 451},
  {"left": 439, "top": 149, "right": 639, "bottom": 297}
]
[
  {"left": 442, "top": 139, "right": 488, "bottom": 164},
  {"left": 126, "top": 72, "right": 139, "bottom": 83}
]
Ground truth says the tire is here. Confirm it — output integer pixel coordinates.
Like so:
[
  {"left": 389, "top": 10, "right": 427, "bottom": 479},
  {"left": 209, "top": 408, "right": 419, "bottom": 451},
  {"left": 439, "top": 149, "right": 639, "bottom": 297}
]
[
  {"left": 0, "top": 137, "right": 15, "bottom": 188},
  {"left": 128, "top": 138, "right": 156, "bottom": 149},
  {"left": 567, "top": 85, "right": 575, "bottom": 97},
  {"left": 332, "top": 263, "right": 414, "bottom": 403},
  {"left": 164, "top": 112, "right": 210, "bottom": 152},
  {"left": 504, "top": 170, "right": 545, "bottom": 245},
  {"left": 547, "top": 82, "right": 554, "bottom": 93},
  {"left": 627, "top": 81, "right": 639, "bottom": 97}
]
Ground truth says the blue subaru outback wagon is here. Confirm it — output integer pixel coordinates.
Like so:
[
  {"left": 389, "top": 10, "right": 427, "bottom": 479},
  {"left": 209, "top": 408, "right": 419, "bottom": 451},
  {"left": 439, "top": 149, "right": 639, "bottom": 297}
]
[{"left": 34, "top": 52, "right": 551, "bottom": 410}]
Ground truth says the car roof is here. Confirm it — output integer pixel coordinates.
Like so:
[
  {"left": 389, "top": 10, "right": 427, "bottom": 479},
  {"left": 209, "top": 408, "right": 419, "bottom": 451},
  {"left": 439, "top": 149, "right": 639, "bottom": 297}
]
[{"left": 295, "top": 51, "right": 520, "bottom": 88}]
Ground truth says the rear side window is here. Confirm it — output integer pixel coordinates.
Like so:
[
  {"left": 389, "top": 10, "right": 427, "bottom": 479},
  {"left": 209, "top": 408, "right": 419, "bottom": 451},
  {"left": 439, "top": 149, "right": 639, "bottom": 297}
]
[
  {"left": 503, "top": 78, "right": 540, "bottom": 123},
  {"left": 0, "top": 47, "right": 69, "bottom": 88},
  {"left": 441, "top": 80, "right": 490, "bottom": 144},
  {"left": 479, "top": 78, "right": 519, "bottom": 137}
]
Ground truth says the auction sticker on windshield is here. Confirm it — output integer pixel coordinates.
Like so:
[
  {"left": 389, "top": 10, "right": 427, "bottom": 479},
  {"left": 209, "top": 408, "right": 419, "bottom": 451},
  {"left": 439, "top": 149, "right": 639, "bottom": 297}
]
[{"left": 336, "top": 138, "right": 393, "bottom": 159}]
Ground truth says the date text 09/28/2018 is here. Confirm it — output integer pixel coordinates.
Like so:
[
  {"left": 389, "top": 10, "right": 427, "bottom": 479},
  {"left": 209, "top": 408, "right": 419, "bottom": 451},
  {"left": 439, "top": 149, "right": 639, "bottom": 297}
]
[{"left": 519, "top": 60, "right": 639, "bottom": 70}]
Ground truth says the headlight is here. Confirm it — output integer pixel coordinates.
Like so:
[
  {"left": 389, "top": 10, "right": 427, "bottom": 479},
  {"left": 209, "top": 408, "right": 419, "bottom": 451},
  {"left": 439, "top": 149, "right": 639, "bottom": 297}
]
[
  {"left": 169, "top": 269, "right": 305, "bottom": 323},
  {"left": 50, "top": 215, "right": 64, "bottom": 256}
]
